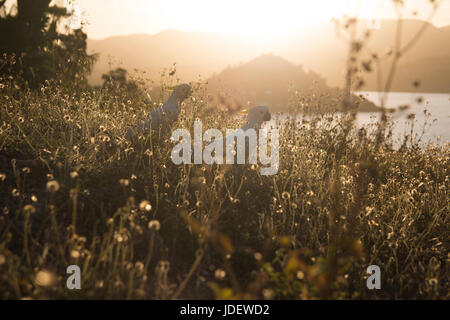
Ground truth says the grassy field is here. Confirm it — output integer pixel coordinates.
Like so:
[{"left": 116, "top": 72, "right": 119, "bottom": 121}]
[{"left": 0, "top": 79, "right": 448, "bottom": 299}]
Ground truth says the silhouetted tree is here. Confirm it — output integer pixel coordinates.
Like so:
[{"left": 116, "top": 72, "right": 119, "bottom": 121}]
[
  {"left": 0, "top": 0, "right": 96, "bottom": 88},
  {"left": 102, "top": 67, "right": 139, "bottom": 92},
  {"left": 102, "top": 67, "right": 128, "bottom": 88}
]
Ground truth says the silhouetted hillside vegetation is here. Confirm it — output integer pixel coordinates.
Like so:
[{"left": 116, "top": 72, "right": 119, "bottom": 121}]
[{"left": 206, "top": 54, "right": 380, "bottom": 112}]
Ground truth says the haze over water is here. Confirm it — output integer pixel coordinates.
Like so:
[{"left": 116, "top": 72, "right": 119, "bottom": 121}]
[
  {"left": 268, "top": 92, "right": 449, "bottom": 148},
  {"left": 357, "top": 92, "right": 450, "bottom": 145}
]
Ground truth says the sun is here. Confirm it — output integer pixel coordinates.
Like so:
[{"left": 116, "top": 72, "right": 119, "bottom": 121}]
[{"left": 145, "top": 0, "right": 360, "bottom": 37}]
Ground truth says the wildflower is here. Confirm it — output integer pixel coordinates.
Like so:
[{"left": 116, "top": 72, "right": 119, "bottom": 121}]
[
  {"left": 139, "top": 200, "right": 152, "bottom": 212},
  {"left": 114, "top": 233, "right": 124, "bottom": 243},
  {"left": 70, "top": 171, "right": 79, "bottom": 179},
  {"left": 148, "top": 220, "right": 160, "bottom": 231},
  {"left": 214, "top": 269, "right": 226, "bottom": 280},
  {"left": 46, "top": 180, "right": 60, "bottom": 193},
  {"left": 11, "top": 189, "right": 20, "bottom": 197},
  {"left": 71, "top": 250, "right": 80, "bottom": 259},
  {"left": 0, "top": 173, "right": 6, "bottom": 181},
  {"left": 262, "top": 289, "right": 274, "bottom": 299},
  {"left": 101, "top": 135, "right": 110, "bottom": 142},
  {"left": 135, "top": 261, "right": 144, "bottom": 273},
  {"left": 281, "top": 191, "right": 290, "bottom": 200},
  {"left": 157, "top": 260, "right": 170, "bottom": 273},
  {"left": 35, "top": 270, "right": 55, "bottom": 287},
  {"left": 254, "top": 252, "right": 263, "bottom": 261},
  {"left": 119, "top": 179, "right": 130, "bottom": 187},
  {"left": 23, "top": 205, "right": 35, "bottom": 214},
  {"left": 22, "top": 167, "right": 30, "bottom": 174}
]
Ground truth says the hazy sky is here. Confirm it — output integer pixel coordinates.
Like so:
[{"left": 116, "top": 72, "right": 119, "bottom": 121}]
[{"left": 4, "top": 0, "right": 450, "bottom": 39}]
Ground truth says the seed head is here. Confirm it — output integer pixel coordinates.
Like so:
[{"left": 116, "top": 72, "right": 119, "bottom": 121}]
[
  {"left": 148, "top": 220, "right": 160, "bottom": 231},
  {"left": 46, "top": 180, "right": 60, "bottom": 193}
]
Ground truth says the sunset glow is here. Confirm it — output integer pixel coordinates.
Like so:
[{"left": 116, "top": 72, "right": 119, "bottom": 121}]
[{"left": 65, "top": 0, "right": 449, "bottom": 39}]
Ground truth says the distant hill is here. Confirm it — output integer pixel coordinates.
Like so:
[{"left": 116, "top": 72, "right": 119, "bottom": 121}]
[
  {"left": 87, "top": 30, "right": 260, "bottom": 85},
  {"left": 362, "top": 55, "right": 450, "bottom": 93},
  {"left": 346, "top": 20, "right": 450, "bottom": 93},
  {"left": 280, "top": 19, "right": 450, "bottom": 92},
  {"left": 87, "top": 20, "right": 450, "bottom": 93},
  {"left": 205, "top": 54, "right": 380, "bottom": 112},
  {"left": 206, "top": 54, "right": 326, "bottom": 110}
]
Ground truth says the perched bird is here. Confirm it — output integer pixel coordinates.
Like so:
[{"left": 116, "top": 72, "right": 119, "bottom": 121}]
[{"left": 126, "top": 83, "right": 191, "bottom": 140}]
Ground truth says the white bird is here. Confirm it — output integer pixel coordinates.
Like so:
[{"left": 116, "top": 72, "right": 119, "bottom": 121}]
[{"left": 126, "top": 83, "right": 191, "bottom": 140}]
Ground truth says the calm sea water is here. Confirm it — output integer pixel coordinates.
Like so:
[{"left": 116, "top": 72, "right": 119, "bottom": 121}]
[
  {"left": 268, "top": 92, "right": 449, "bottom": 147},
  {"left": 357, "top": 92, "right": 450, "bottom": 145}
]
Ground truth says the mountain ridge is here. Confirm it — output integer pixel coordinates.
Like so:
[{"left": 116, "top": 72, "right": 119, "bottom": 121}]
[{"left": 87, "top": 19, "right": 450, "bottom": 93}]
